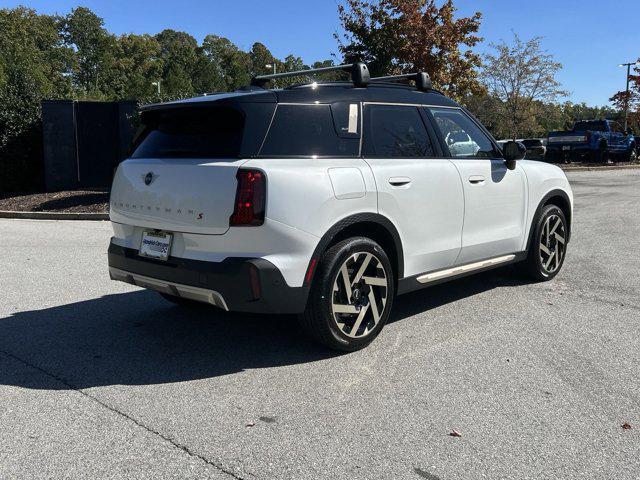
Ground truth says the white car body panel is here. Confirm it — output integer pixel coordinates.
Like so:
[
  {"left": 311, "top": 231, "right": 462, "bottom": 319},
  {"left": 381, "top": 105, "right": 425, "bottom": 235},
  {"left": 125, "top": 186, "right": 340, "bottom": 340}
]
[
  {"left": 451, "top": 159, "right": 528, "bottom": 264},
  {"left": 241, "top": 158, "right": 377, "bottom": 238},
  {"left": 363, "top": 158, "right": 464, "bottom": 276},
  {"left": 111, "top": 157, "right": 379, "bottom": 288},
  {"left": 110, "top": 156, "right": 572, "bottom": 289},
  {"left": 517, "top": 160, "right": 573, "bottom": 251},
  {"left": 110, "top": 158, "right": 243, "bottom": 235}
]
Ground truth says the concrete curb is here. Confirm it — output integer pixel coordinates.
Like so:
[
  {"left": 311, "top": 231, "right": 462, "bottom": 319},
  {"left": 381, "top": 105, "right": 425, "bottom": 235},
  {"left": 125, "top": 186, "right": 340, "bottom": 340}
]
[
  {"left": 0, "top": 210, "right": 109, "bottom": 221},
  {"left": 559, "top": 164, "right": 640, "bottom": 172}
]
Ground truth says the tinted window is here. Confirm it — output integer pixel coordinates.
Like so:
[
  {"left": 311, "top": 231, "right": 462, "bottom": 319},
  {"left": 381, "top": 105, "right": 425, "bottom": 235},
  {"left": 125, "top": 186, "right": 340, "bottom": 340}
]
[
  {"left": 366, "top": 105, "right": 434, "bottom": 157},
  {"left": 260, "top": 104, "right": 358, "bottom": 157},
  {"left": 574, "top": 121, "right": 607, "bottom": 132},
  {"left": 133, "top": 107, "right": 244, "bottom": 159},
  {"left": 429, "top": 108, "right": 498, "bottom": 159},
  {"left": 522, "top": 139, "right": 542, "bottom": 147}
]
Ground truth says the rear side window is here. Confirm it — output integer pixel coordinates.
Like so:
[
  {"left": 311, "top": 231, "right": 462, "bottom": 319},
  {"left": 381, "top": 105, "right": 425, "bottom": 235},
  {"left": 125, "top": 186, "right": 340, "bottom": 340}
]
[
  {"left": 365, "top": 105, "right": 435, "bottom": 158},
  {"left": 259, "top": 104, "right": 358, "bottom": 157},
  {"left": 132, "top": 107, "right": 244, "bottom": 159}
]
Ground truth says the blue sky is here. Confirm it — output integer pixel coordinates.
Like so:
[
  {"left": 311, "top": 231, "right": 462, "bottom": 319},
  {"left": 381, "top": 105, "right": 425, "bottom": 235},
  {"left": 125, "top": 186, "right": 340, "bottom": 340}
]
[{"left": 3, "top": 0, "right": 639, "bottom": 106}]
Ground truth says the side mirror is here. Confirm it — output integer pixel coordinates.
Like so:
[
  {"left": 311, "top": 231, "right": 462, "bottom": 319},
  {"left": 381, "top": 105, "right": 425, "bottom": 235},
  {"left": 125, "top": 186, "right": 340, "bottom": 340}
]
[{"left": 502, "top": 141, "right": 526, "bottom": 169}]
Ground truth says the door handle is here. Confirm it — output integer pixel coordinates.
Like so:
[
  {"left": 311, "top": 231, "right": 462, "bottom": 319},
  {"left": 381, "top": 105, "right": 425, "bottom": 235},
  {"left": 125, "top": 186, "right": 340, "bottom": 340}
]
[
  {"left": 468, "top": 175, "right": 485, "bottom": 184},
  {"left": 388, "top": 176, "right": 412, "bottom": 187}
]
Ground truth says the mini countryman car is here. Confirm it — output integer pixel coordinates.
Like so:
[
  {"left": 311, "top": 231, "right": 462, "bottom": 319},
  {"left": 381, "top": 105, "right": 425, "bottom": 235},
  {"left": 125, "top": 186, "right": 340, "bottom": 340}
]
[{"left": 108, "top": 63, "right": 573, "bottom": 351}]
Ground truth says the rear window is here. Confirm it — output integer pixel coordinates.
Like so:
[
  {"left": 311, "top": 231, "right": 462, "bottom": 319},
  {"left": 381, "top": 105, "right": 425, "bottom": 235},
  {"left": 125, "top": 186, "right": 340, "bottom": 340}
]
[
  {"left": 573, "top": 121, "right": 606, "bottom": 132},
  {"left": 259, "top": 104, "right": 358, "bottom": 157},
  {"left": 132, "top": 107, "right": 244, "bottom": 159},
  {"left": 522, "top": 139, "right": 542, "bottom": 147}
]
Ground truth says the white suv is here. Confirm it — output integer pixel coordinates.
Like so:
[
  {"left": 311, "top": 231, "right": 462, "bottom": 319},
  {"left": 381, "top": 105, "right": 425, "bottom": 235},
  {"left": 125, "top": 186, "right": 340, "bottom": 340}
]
[{"left": 108, "top": 63, "right": 572, "bottom": 351}]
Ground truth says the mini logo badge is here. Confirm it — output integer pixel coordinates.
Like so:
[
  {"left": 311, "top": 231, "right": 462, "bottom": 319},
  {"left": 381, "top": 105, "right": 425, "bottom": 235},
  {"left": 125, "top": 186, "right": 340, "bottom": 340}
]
[{"left": 143, "top": 172, "right": 158, "bottom": 186}]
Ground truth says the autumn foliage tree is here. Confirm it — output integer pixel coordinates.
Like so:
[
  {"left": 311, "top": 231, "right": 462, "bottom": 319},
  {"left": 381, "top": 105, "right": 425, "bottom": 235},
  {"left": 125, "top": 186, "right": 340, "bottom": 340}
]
[
  {"left": 610, "top": 62, "right": 640, "bottom": 131},
  {"left": 481, "top": 34, "right": 566, "bottom": 139},
  {"left": 336, "top": 0, "right": 484, "bottom": 100}
]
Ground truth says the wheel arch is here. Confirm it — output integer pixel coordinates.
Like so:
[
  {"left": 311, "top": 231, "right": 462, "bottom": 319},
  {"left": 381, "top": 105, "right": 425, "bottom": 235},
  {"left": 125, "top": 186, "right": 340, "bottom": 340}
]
[
  {"left": 305, "top": 213, "right": 404, "bottom": 286},
  {"left": 525, "top": 189, "right": 572, "bottom": 251}
]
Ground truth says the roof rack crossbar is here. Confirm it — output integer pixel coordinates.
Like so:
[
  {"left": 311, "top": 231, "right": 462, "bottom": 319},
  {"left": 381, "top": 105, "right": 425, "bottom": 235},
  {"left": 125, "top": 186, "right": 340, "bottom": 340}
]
[
  {"left": 370, "top": 72, "right": 433, "bottom": 91},
  {"left": 251, "top": 62, "right": 370, "bottom": 88}
]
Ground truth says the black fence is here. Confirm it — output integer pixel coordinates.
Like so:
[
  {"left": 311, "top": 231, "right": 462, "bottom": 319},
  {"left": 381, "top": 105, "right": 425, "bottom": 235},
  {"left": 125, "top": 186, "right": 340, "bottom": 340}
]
[{"left": 42, "top": 100, "right": 137, "bottom": 191}]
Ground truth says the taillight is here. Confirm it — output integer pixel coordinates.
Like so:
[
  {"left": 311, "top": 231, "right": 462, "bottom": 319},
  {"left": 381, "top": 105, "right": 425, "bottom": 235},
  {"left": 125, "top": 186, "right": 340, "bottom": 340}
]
[{"left": 230, "top": 169, "right": 265, "bottom": 226}]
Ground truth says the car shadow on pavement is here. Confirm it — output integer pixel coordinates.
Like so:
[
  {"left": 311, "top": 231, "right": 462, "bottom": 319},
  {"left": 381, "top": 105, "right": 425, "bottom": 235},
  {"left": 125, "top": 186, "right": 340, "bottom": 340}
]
[{"left": 0, "top": 268, "right": 527, "bottom": 390}]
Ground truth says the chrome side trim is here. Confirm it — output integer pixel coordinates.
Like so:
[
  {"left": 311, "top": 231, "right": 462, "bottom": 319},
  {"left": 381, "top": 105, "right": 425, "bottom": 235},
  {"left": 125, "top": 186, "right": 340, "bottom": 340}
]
[
  {"left": 109, "top": 267, "right": 229, "bottom": 311},
  {"left": 416, "top": 254, "right": 516, "bottom": 284}
]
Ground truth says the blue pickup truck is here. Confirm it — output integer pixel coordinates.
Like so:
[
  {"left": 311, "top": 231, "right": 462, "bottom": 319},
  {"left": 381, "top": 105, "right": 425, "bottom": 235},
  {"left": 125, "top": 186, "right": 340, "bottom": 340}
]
[{"left": 547, "top": 119, "right": 637, "bottom": 163}]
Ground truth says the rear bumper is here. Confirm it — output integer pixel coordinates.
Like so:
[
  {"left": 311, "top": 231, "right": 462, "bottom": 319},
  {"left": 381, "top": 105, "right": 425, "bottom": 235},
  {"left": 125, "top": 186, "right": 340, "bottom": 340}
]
[
  {"left": 108, "top": 242, "right": 310, "bottom": 314},
  {"left": 546, "top": 145, "right": 592, "bottom": 162}
]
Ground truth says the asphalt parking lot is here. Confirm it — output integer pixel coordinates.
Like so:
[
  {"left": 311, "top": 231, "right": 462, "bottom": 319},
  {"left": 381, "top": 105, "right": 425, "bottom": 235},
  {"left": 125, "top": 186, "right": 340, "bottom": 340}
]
[{"left": 1, "top": 169, "right": 639, "bottom": 480}]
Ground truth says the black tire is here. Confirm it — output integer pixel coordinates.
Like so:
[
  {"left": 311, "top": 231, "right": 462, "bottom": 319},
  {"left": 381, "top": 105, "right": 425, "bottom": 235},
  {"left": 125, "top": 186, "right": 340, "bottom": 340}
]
[
  {"left": 159, "top": 292, "right": 205, "bottom": 307},
  {"left": 592, "top": 142, "right": 607, "bottom": 163},
  {"left": 299, "top": 237, "right": 395, "bottom": 352},
  {"left": 519, "top": 205, "right": 568, "bottom": 281},
  {"left": 625, "top": 144, "right": 637, "bottom": 163}
]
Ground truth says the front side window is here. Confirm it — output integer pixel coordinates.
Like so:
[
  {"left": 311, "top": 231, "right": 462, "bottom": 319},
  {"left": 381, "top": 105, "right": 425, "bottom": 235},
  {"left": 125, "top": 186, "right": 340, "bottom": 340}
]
[
  {"left": 429, "top": 108, "right": 498, "bottom": 159},
  {"left": 259, "top": 104, "right": 358, "bottom": 157},
  {"left": 365, "top": 105, "right": 435, "bottom": 158}
]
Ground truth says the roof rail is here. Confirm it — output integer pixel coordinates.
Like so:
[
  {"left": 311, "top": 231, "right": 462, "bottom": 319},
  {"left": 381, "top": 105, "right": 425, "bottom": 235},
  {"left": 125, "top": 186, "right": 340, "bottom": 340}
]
[
  {"left": 370, "top": 72, "right": 433, "bottom": 91},
  {"left": 251, "top": 62, "right": 370, "bottom": 88}
]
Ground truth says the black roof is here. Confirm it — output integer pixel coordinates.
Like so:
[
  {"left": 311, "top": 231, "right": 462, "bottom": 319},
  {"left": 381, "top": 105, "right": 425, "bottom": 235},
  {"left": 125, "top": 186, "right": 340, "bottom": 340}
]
[{"left": 141, "top": 82, "right": 460, "bottom": 112}]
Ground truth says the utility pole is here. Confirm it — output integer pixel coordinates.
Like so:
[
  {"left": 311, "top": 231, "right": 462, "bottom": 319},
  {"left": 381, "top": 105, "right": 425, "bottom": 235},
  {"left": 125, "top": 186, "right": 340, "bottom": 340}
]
[
  {"left": 619, "top": 62, "right": 637, "bottom": 131},
  {"left": 265, "top": 64, "right": 277, "bottom": 88}
]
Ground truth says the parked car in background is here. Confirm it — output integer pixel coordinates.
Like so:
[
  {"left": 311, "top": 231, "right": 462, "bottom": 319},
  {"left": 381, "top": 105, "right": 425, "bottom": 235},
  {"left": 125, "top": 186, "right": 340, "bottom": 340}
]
[
  {"left": 445, "top": 130, "right": 480, "bottom": 157},
  {"left": 547, "top": 119, "right": 636, "bottom": 163},
  {"left": 521, "top": 139, "right": 546, "bottom": 160},
  {"left": 497, "top": 138, "right": 546, "bottom": 161}
]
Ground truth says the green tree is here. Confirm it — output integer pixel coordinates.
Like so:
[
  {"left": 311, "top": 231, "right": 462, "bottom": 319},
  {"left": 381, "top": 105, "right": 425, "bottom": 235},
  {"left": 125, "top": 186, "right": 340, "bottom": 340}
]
[
  {"left": 199, "top": 35, "right": 251, "bottom": 92},
  {"left": 311, "top": 60, "right": 349, "bottom": 82},
  {"left": 337, "top": 0, "right": 484, "bottom": 99},
  {"left": 155, "top": 29, "right": 199, "bottom": 96},
  {"left": 0, "top": 7, "right": 74, "bottom": 191},
  {"left": 62, "top": 7, "right": 114, "bottom": 97},
  {"left": 109, "top": 34, "right": 163, "bottom": 100},
  {"left": 250, "top": 42, "right": 276, "bottom": 77}
]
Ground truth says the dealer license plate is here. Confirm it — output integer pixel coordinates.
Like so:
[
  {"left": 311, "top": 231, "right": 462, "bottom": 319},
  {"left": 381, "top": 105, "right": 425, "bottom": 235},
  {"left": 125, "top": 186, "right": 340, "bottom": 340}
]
[{"left": 139, "top": 230, "right": 173, "bottom": 261}]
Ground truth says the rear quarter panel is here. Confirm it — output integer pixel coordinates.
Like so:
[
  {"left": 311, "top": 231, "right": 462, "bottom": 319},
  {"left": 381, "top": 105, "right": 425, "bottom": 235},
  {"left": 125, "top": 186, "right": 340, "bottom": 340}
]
[
  {"left": 242, "top": 158, "right": 378, "bottom": 238},
  {"left": 241, "top": 158, "right": 380, "bottom": 286}
]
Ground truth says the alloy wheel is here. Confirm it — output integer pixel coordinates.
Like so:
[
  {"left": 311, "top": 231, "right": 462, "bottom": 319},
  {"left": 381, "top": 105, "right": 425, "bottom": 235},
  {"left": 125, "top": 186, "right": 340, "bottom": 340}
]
[
  {"left": 539, "top": 214, "right": 566, "bottom": 274},
  {"left": 331, "top": 252, "right": 389, "bottom": 339}
]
